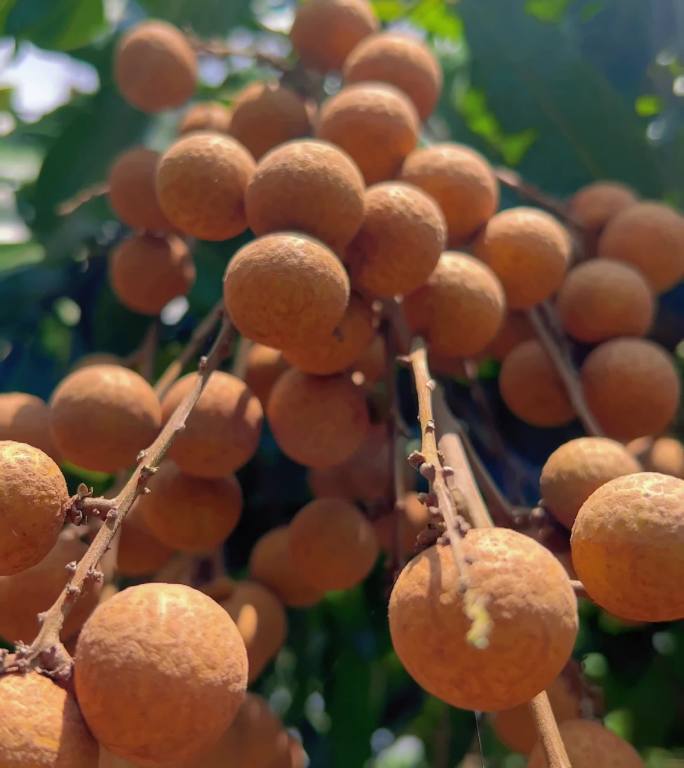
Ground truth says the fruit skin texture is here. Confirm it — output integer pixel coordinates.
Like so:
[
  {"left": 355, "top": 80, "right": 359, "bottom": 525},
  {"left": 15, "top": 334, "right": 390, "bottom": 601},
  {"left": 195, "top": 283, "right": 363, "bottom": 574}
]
[
  {"left": 540, "top": 437, "right": 642, "bottom": 529},
  {"left": 244, "top": 344, "right": 290, "bottom": 405},
  {"left": 475, "top": 207, "right": 571, "bottom": 309},
  {"left": 289, "top": 497, "right": 379, "bottom": 590},
  {"left": 598, "top": 201, "right": 684, "bottom": 292},
  {"left": 114, "top": 21, "right": 197, "bottom": 113},
  {"left": 528, "top": 719, "right": 644, "bottom": 768},
  {"left": 0, "top": 391, "right": 60, "bottom": 461},
  {"left": 0, "top": 441, "right": 67, "bottom": 576},
  {"left": 581, "top": 338, "right": 680, "bottom": 441},
  {"left": 75, "top": 583, "right": 248, "bottom": 766},
  {"left": 404, "top": 252, "right": 506, "bottom": 358},
  {"left": 109, "top": 234, "right": 195, "bottom": 316},
  {"left": 633, "top": 435, "right": 684, "bottom": 478},
  {"left": 117, "top": 505, "right": 173, "bottom": 577},
  {"left": 108, "top": 147, "right": 171, "bottom": 232},
  {"left": 568, "top": 180, "right": 638, "bottom": 235},
  {"left": 0, "top": 671, "right": 98, "bottom": 768},
  {"left": 388, "top": 529, "right": 578, "bottom": 711},
  {"left": 246, "top": 139, "right": 365, "bottom": 252},
  {"left": 50, "top": 365, "right": 161, "bottom": 473},
  {"left": 499, "top": 340, "right": 575, "bottom": 428},
  {"left": 290, "top": 0, "right": 378, "bottom": 72},
  {"left": 267, "top": 369, "right": 369, "bottom": 468},
  {"left": 346, "top": 182, "right": 446, "bottom": 298},
  {"left": 224, "top": 233, "right": 350, "bottom": 350},
  {"left": 316, "top": 83, "right": 419, "bottom": 184},
  {"left": 179, "top": 101, "right": 231, "bottom": 135},
  {"left": 485, "top": 311, "right": 534, "bottom": 361},
  {"left": 344, "top": 32, "right": 442, "bottom": 120},
  {"left": 556, "top": 260, "right": 654, "bottom": 343},
  {"left": 374, "top": 491, "right": 429, "bottom": 557},
  {"left": 571, "top": 472, "right": 684, "bottom": 622},
  {"left": 156, "top": 133, "right": 255, "bottom": 241}
]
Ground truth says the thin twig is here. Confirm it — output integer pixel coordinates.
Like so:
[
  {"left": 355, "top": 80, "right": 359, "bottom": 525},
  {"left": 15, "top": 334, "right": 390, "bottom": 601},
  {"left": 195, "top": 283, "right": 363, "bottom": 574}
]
[
  {"left": 230, "top": 335, "right": 253, "bottom": 380},
  {"left": 127, "top": 321, "right": 159, "bottom": 382},
  {"left": 528, "top": 693, "right": 572, "bottom": 768},
  {"left": 185, "top": 30, "right": 290, "bottom": 72},
  {"left": 56, "top": 182, "right": 109, "bottom": 216},
  {"left": 495, "top": 167, "right": 580, "bottom": 229}
]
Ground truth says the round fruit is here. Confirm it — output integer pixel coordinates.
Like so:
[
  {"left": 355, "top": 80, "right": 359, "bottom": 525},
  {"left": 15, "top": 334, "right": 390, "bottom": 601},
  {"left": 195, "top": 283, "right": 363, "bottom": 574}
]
[
  {"left": 218, "top": 693, "right": 289, "bottom": 768},
  {"left": 571, "top": 472, "right": 684, "bottom": 622},
  {"left": 75, "top": 583, "right": 248, "bottom": 766},
  {"left": 114, "top": 21, "right": 197, "bottom": 113},
  {"left": 568, "top": 180, "right": 638, "bottom": 235},
  {"left": 485, "top": 311, "right": 534, "bottom": 361},
  {"left": 246, "top": 139, "right": 365, "bottom": 252},
  {"left": 635, "top": 436, "right": 684, "bottom": 478},
  {"left": 249, "top": 526, "right": 322, "bottom": 607},
  {"left": 403, "top": 252, "right": 505, "bottom": 358},
  {"left": 117, "top": 505, "right": 173, "bottom": 577},
  {"left": 0, "top": 391, "right": 60, "bottom": 461},
  {"left": 346, "top": 182, "right": 446, "bottom": 297},
  {"left": 160, "top": 371, "right": 262, "bottom": 478},
  {"left": 475, "top": 207, "right": 571, "bottom": 309},
  {"left": 224, "top": 233, "right": 350, "bottom": 349},
  {"left": 540, "top": 437, "right": 642, "bottom": 529},
  {"left": 499, "top": 340, "right": 575, "bottom": 427},
  {"left": 598, "top": 201, "right": 684, "bottom": 292},
  {"left": 109, "top": 234, "right": 195, "bottom": 316},
  {"left": 267, "top": 369, "right": 369, "bottom": 468},
  {"left": 179, "top": 101, "right": 232, "bottom": 135},
  {"left": 267, "top": 736, "right": 307, "bottom": 768},
  {"left": 50, "top": 364, "right": 161, "bottom": 473},
  {"left": 156, "top": 133, "right": 255, "bottom": 241},
  {"left": 244, "top": 344, "right": 289, "bottom": 405},
  {"left": 388, "top": 529, "right": 578, "bottom": 711},
  {"left": 108, "top": 147, "right": 171, "bottom": 232},
  {"left": 374, "top": 492, "right": 430, "bottom": 556},
  {"left": 72, "top": 353, "right": 123, "bottom": 370},
  {"left": 290, "top": 0, "right": 378, "bottom": 72},
  {"left": 581, "top": 339, "right": 680, "bottom": 441},
  {"left": 351, "top": 333, "right": 386, "bottom": 385},
  {"left": 316, "top": 83, "right": 419, "bottom": 184}
]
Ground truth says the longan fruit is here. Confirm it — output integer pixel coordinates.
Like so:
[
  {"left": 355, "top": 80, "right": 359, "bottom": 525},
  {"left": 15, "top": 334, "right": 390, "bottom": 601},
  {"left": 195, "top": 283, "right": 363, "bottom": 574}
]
[
  {"left": 160, "top": 372, "right": 262, "bottom": 478},
  {"left": 290, "top": 0, "right": 378, "bottom": 72},
  {"left": 373, "top": 492, "right": 430, "bottom": 556},
  {"left": 179, "top": 101, "right": 232, "bottom": 135},
  {"left": 0, "top": 391, "right": 60, "bottom": 461},
  {"left": 156, "top": 133, "right": 255, "bottom": 241},
  {"left": 0, "top": 672, "right": 98, "bottom": 768},
  {"left": 598, "top": 201, "right": 684, "bottom": 292},
  {"left": 571, "top": 472, "right": 684, "bottom": 622},
  {"left": 485, "top": 311, "right": 534, "bottom": 361},
  {"left": 400, "top": 143, "right": 499, "bottom": 246},
  {"left": 528, "top": 719, "right": 644, "bottom": 768},
  {"left": 108, "top": 147, "right": 171, "bottom": 232},
  {"left": 403, "top": 251, "right": 506, "bottom": 358},
  {"left": 72, "top": 353, "right": 123, "bottom": 370},
  {"left": 109, "top": 234, "right": 195, "bottom": 316},
  {"left": 267, "top": 369, "right": 369, "bottom": 468},
  {"left": 75, "top": 583, "right": 248, "bottom": 766},
  {"left": 316, "top": 83, "right": 419, "bottom": 184},
  {"left": 245, "top": 139, "right": 365, "bottom": 251},
  {"left": 117, "top": 505, "right": 174, "bottom": 577},
  {"left": 540, "top": 437, "right": 642, "bottom": 529},
  {"left": 389, "top": 529, "right": 578, "bottom": 711},
  {"left": 568, "top": 180, "right": 638, "bottom": 235},
  {"left": 50, "top": 364, "right": 161, "bottom": 473},
  {"left": 244, "top": 344, "right": 290, "bottom": 405},
  {"left": 351, "top": 333, "right": 386, "bottom": 385},
  {"left": 581, "top": 339, "right": 680, "bottom": 441},
  {"left": 267, "top": 736, "right": 307, "bottom": 768},
  {"left": 556, "top": 260, "right": 654, "bottom": 343},
  {"left": 218, "top": 693, "right": 290, "bottom": 768},
  {"left": 249, "top": 526, "right": 322, "bottom": 607},
  {"left": 224, "top": 233, "right": 350, "bottom": 349},
  {"left": 114, "top": 21, "right": 197, "bottom": 113},
  {"left": 633, "top": 435, "right": 684, "bottom": 478},
  {"left": 475, "top": 207, "right": 571, "bottom": 309},
  {"left": 346, "top": 182, "right": 446, "bottom": 297}
]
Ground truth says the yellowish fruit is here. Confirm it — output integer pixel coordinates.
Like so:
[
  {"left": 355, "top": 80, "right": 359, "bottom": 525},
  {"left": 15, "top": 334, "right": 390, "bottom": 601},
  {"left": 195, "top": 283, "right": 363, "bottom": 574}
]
[
  {"left": 0, "top": 391, "right": 60, "bottom": 461},
  {"left": 243, "top": 344, "right": 290, "bottom": 405},
  {"left": 108, "top": 147, "right": 171, "bottom": 232},
  {"left": 117, "top": 504, "right": 174, "bottom": 577},
  {"left": 568, "top": 180, "right": 638, "bottom": 235},
  {"left": 179, "top": 102, "right": 231, "bottom": 135},
  {"left": 373, "top": 492, "right": 430, "bottom": 557}
]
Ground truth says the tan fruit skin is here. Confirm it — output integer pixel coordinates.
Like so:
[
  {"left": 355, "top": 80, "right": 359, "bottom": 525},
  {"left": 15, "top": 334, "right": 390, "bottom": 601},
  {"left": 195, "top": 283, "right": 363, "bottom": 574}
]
[
  {"left": 179, "top": 102, "right": 232, "bottom": 135},
  {"left": 0, "top": 441, "right": 67, "bottom": 576},
  {"left": 244, "top": 344, "right": 290, "bottom": 405},
  {"left": 0, "top": 391, "right": 60, "bottom": 461},
  {"left": 352, "top": 333, "right": 387, "bottom": 385},
  {"left": 108, "top": 147, "right": 171, "bottom": 231},
  {"left": 568, "top": 181, "right": 637, "bottom": 234},
  {"left": 645, "top": 436, "right": 684, "bottom": 478},
  {"left": 485, "top": 311, "right": 534, "bottom": 361},
  {"left": 75, "top": 583, "right": 248, "bottom": 766},
  {"left": 374, "top": 491, "right": 429, "bottom": 556},
  {"left": 117, "top": 505, "right": 173, "bottom": 577},
  {"left": 389, "top": 529, "right": 578, "bottom": 712},
  {"left": 571, "top": 472, "right": 684, "bottom": 622}
]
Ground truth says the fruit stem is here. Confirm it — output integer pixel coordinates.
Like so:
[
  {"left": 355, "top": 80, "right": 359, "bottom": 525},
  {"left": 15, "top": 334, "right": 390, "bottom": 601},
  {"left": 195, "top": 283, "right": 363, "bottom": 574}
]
[
  {"left": 528, "top": 692, "right": 573, "bottom": 768},
  {"left": 495, "top": 167, "right": 581, "bottom": 230},
  {"left": 185, "top": 30, "right": 291, "bottom": 72},
  {"left": 231, "top": 334, "right": 253, "bottom": 380},
  {"left": 56, "top": 181, "right": 109, "bottom": 216}
]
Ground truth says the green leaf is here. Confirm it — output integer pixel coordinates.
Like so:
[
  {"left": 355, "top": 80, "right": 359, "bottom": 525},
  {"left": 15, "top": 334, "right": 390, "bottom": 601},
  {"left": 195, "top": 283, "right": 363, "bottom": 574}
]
[
  {"left": 524, "top": 0, "right": 571, "bottom": 23},
  {"left": 635, "top": 94, "right": 662, "bottom": 117},
  {"left": 0, "top": 241, "right": 44, "bottom": 274},
  {"left": 4, "top": 0, "right": 105, "bottom": 51}
]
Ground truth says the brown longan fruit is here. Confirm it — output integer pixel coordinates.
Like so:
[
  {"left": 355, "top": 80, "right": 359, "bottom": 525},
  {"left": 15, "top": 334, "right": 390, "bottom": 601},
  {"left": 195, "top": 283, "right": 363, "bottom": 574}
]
[
  {"left": 632, "top": 435, "right": 684, "bottom": 478},
  {"left": 499, "top": 340, "right": 575, "bottom": 427},
  {"left": 351, "top": 333, "right": 386, "bottom": 385},
  {"left": 475, "top": 207, "right": 571, "bottom": 309},
  {"left": 346, "top": 182, "right": 446, "bottom": 297},
  {"left": 117, "top": 505, "right": 173, "bottom": 577},
  {"left": 403, "top": 252, "right": 506, "bottom": 358},
  {"left": 0, "top": 441, "right": 67, "bottom": 576},
  {"left": 485, "top": 311, "right": 534, "bottom": 361},
  {"left": 246, "top": 139, "right": 365, "bottom": 252},
  {"left": 290, "top": 0, "right": 378, "bottom": 72},
  {"left": 389, "top": 529, "right": 578, "bottom": 711},
  {"left": 556, "top": 260, "right": 654, "bottom": 343},
  {"left": 75, "top": 583, "right": 248, "bottom": 766},
  {"left": 50, "top": 364, "right": 161, "bottom": 473},
  {"left": 316, "top": 83, "right": 419, "bottom": 184},
  {"left": 160, "top": 371, "right": 262, "bottom": 478},
  {"left": 0, "top": 672, "right": 98, "bottom": 768},
  {"left": 373, "top": 492, "right": 430, "bottom": 557},
  {"left": 108, "top": 147, "right": 171, "bottom": 232},
  {"left": 71, "top": 353, "right": 123, "bottom": 370},
  {"left": 109, "top": 234, "right": 195, "bottom": 316},
  {"left": 568, "top": 180, "right": 638, "bottom": 235},
  {"left": 244, "top": 344, "right": 290, "bottom": 405},
  {"left": 224, "top": 233, "right": 350, "bottom": 350},
  {"left": 571, "top": 472, "right": 684, "bottom": 622},
  {"left": 179, "top": 101, "right": 232, "bottom": 135},
  {"left": 581, "top": 339, "right": 680, "bottom": 441},
  {"left": 540, "top": 437, "right": 642, "bottom": 529},
  {"left": 268, "top": 736, "right": 307, "bottom": 768},
  {"left": 267, "top": 369, "right": 369, "bottom": 468},
  {"left": 0, "top": 391, "right": 60, "bottom": 461},
  {"left": 114, "top": 21, "right": 197, "bottom": 113},
  {"left": 156, "top": 133, "right": 255, "bottom": 241},
  {"left": 598, "top": 201, "right": 684, "bottom": 292}
]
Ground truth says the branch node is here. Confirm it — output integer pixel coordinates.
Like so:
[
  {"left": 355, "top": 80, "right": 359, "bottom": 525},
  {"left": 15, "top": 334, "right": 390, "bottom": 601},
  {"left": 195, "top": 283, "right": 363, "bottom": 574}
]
[
  {"left": 407, "top": 450, "right": 426, "bottom": 469},
  {"left": 65, "top": 561, "right": 77, "bottom": 574}
]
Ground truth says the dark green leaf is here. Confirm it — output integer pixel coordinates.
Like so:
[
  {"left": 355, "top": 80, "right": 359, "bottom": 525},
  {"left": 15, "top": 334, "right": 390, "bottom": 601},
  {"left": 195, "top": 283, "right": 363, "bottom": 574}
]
[
  {"left": 137, "top": 0, "right": 256, "bottom": 36},
  {"left": 4, "top": 0, "right": 105, "bottom": 51}
]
